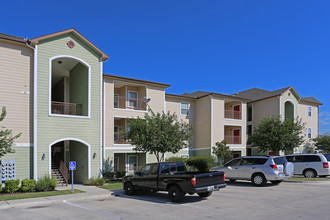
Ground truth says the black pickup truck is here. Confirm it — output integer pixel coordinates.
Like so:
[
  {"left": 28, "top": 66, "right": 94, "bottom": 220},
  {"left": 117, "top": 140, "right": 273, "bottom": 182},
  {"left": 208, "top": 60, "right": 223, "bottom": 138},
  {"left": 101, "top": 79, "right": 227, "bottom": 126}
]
[{"left": 123, "top": 161, "right": 226, "bottom": 202}]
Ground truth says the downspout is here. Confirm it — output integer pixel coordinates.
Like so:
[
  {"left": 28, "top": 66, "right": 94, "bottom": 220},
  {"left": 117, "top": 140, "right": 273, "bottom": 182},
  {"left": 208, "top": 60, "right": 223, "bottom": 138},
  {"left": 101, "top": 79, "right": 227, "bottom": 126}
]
[{"left": 26, "top": 41, "right": 38, "bottom": 180}]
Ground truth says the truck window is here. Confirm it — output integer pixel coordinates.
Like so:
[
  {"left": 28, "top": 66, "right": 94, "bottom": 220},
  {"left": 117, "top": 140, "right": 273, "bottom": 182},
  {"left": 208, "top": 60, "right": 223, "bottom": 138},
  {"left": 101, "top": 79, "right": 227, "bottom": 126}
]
[
  {"left": 177, "top": 164, "right": 185, "bottom": 172},
  {"left": 170, "top": 164, "right": 177, "bottom": 172},
  {"left": 150, "top": 164, "right": 159, "bottom": 174},
  {"left": 140, "top": 164, "right": 152, "bottom": 175},
  {"left": 160, "top": 163, "right": 169, "bottom": 174}
]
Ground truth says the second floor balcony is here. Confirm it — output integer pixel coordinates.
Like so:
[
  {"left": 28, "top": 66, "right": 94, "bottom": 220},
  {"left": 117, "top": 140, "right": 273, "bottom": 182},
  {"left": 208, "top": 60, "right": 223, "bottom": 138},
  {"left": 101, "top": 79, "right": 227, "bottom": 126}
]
[
  {"left": 225, "top": 109, "right": 241, "bottom": 120},
  {"left": 51, "top": 101, "right": 82, "bottom": 116},
  {"left": 224, "top": 125, "right": 242, "bottom": 145},
  {"left": 114, "top": 96, "right": 147, "bottom": 111}
]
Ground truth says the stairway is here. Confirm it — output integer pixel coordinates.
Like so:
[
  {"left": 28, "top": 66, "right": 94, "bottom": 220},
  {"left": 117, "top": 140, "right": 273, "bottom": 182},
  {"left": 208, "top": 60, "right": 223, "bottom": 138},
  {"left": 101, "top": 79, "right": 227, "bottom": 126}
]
[{"left": 51, "top": 162, "right": 67, "bottom": 186}]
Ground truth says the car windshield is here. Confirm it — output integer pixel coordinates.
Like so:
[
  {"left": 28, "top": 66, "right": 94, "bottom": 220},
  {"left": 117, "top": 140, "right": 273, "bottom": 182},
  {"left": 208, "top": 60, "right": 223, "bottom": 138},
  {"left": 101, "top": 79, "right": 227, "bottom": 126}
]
[
  {"left": 323, "top": 154, "right": 330, "bottom": 161},
  {"left": 273, "top": 157, "right": 288, "bottom": 165}
]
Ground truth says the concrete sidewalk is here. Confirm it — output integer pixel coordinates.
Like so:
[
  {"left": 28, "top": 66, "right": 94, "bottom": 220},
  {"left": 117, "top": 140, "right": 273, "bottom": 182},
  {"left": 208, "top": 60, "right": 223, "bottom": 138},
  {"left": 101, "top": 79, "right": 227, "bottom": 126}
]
[{"left": 0, "top": 184, "right": 115, "bottom": 209}]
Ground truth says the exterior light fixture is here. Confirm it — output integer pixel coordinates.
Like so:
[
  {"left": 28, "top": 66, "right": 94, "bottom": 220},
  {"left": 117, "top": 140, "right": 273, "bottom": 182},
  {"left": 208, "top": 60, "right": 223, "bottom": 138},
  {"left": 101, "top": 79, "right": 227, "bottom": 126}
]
[
  {"left": 93, "top": 153, "right": 97, "bottom": 159},
  {"left": 42, "top": 153, "right": 46, "bottom": 160}
]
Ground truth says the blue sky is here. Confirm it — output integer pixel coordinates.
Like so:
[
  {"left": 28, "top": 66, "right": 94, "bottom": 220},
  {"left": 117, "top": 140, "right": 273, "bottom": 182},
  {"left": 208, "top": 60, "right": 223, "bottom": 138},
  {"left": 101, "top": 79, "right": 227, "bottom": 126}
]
[{"left": 1, "top": 0, "right": 330, "bottom": 133}]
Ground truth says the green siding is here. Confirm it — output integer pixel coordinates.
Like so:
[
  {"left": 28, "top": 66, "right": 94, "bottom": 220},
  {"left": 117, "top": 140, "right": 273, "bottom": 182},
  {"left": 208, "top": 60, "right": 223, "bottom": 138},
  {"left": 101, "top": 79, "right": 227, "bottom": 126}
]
[
  {"left": 70, "top": 141, "right": 88, "bottom": 183},
  {"left": 36, "top": 33, "right": 102, "bottom": 179},
  {"left": 70, "top": 63, "right": 88, "bottom": 116},
  {"left": 1, "top": 147, "right": 33, "bottom": 180}
]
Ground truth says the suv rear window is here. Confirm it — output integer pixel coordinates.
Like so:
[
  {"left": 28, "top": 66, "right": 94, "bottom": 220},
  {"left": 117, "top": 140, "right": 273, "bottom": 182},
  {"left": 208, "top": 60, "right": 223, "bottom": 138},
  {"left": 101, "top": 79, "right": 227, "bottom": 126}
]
[{"left": 273, "top": 157, "right": 288, "bottom": 165}]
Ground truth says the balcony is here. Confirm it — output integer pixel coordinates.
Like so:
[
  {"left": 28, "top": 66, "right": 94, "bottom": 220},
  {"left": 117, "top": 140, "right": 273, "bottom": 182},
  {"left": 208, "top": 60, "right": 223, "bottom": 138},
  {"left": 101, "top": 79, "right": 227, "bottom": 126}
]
[
  {"left": 51, "top": 101, "right": 82, "bottom": 116},
  {"left": 225, "top": 109, "right": 241, "bottom": 120},
  {"left": 224, "top": 135, "right": 242, "bottom": 145},
  {"left": 114, "top": 126, "right": 128, "bottom": 144},
  {"left": 114, "top": 96, "right": 147, "bottom": 111}
]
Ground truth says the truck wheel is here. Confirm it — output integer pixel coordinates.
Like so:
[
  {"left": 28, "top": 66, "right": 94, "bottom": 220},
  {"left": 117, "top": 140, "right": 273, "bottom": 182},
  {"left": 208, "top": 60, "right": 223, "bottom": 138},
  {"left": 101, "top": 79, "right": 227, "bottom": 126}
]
[
  {"left": 168, "top": 186, "right": 185, "bottom": 202},
  {"left": 197, "top": 192, "right": 212, "bottom": 198},
  {"left": 124, "top": 182, "right": 135, "bottom": 195}
]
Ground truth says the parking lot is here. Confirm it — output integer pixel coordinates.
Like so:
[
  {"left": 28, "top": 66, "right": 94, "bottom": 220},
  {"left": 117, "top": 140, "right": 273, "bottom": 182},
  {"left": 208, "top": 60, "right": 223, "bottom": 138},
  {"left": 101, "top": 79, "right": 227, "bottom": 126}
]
[{"left": 2, "top": 181, "right": 330, "bottom": 220}]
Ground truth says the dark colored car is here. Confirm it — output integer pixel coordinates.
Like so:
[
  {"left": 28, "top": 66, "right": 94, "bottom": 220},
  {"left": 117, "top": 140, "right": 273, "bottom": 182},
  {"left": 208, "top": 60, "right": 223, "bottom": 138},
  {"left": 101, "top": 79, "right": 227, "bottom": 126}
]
[{"left": 123, "top": 161, "right": 226, "bottom": 202}]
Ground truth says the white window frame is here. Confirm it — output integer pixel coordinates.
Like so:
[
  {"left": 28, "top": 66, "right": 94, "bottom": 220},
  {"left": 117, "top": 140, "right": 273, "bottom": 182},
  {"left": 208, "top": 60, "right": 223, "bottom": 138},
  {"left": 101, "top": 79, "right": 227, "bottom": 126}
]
[
  {"left": 127, "top": 91, "right": 138, "bottom": 108},
  {"left": 308, "top": 106, "right": 312, "bottom": 117},
  {"left": 114, "top": 94, "right": 119, "bottom": 108},
  {"left": 181, "top": 102, "right": 189, "bottom": 115},
  {"left": 127, "top": 155, "right": 138, "bottom": 172}
]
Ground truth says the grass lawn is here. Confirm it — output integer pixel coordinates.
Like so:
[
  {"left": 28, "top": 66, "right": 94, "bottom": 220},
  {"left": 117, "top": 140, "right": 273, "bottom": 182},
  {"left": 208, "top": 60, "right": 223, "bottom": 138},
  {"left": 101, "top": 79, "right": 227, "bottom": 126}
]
[
  {"left": 0, "top": 189, "right": 84, "bottom": 201},
  {"left": 98, "top": 182, "right": 123, "bottom": 190},
  {"left": 288, "top": 177, "right": 330, "bottom": 181}
]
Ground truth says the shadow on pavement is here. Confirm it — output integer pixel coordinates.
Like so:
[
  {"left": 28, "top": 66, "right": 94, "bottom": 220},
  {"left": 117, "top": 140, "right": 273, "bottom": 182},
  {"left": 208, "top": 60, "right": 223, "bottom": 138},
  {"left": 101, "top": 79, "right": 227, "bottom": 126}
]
[
  {"left": 225, "top": 180, "right": 275, "bottom": 187},
  {"left": 110, "top": 189, "right": 207, "bottom": 204}
]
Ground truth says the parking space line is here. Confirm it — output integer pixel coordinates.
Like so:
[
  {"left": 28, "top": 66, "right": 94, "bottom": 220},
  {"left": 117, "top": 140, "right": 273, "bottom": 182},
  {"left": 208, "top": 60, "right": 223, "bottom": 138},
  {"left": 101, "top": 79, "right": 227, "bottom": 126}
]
[{"left": 62, "top": 200, "right": 122, "bottom": 220}]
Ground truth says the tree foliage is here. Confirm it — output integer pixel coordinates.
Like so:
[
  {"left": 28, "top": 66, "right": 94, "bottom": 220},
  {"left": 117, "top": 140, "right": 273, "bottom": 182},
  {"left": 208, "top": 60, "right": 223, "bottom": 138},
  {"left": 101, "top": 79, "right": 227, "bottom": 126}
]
[
  {"left": 0, "top": 107, "right": 21, "bottom": 158},
  {"left": 123, "top": 110, "right": 193, "bottom": 163},
  {"left": 212, "top": 140, "right": 232, "bottom": 164},
  {"left": 247, "top": 116, "right": 305, "bottom": 154},
  {"left": 313, "top": 133, "right": 330, "bottom": 153}
]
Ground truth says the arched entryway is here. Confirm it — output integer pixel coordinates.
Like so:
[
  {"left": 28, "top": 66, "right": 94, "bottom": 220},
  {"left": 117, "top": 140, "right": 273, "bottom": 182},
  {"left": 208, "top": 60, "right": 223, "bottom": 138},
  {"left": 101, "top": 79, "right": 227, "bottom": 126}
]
[
  {"left": 284, "top": 101, "right": 294, "bottom": 121},
  {"left": 49, "top": 138, "right": 90, "bottom": 184}
]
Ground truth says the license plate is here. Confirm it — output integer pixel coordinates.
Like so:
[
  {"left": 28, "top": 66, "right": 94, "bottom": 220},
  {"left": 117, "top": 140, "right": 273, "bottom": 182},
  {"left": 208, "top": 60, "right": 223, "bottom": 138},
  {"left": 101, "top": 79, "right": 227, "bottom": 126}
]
[
  {"left": 278, "top": 166, "right": 283, "bottom": 172},
  {"left": 207, "top": 186, "right": 214, "bottom": 191}
]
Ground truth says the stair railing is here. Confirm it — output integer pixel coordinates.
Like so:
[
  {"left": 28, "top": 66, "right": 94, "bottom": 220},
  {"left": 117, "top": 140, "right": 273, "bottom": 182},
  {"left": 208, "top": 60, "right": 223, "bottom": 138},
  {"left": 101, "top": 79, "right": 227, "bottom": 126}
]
[{"left": 59, "top": 160, "right": 69, "bottom": 186}]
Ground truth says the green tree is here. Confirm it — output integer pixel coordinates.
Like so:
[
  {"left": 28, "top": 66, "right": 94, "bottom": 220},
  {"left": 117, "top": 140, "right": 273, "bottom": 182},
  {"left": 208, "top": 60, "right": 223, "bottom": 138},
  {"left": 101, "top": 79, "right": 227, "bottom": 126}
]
[
  {"left": 123, "top": 110, "right": 193, "bottom": 163},
  {"left": 212, "top": 140, "right": 232, "bottom": 164},
  {"left": 0, "top": 107, "right": 21, "bottom": 158},
  {"left": 313, "top": 133, "right": 330, "bottom": 153},
  {"left": 247, "top": 116, "right": 305, "bottom": 155}
]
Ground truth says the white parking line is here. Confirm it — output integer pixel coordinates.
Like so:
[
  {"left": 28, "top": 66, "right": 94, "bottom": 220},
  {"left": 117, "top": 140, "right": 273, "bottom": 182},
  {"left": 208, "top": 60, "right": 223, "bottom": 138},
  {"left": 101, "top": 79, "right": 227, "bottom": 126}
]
[{"left": 62, "top": 200, "right": 122, "bottom": 220}]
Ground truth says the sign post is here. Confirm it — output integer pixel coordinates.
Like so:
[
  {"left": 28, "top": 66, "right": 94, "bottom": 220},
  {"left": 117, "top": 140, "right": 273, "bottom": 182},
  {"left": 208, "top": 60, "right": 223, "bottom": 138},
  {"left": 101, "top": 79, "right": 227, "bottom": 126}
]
[{"left": 69, "top": 161, "right": 76, "bottom": 193}]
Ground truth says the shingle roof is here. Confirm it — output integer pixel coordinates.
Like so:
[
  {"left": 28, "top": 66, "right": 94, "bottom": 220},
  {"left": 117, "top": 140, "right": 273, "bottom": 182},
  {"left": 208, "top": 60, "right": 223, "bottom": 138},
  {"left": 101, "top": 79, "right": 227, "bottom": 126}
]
[
  {"left": 0, "top": 33, "right": 27, "bottom": 43},
  {"left": 300, "top": 97, "right": 323, "bottom": 105},
  {"left": 232, "top": 87, "right": 291, "bottom": 102},
  {"left": 179, "top": 91, "right": 249, "bottom": 101}
]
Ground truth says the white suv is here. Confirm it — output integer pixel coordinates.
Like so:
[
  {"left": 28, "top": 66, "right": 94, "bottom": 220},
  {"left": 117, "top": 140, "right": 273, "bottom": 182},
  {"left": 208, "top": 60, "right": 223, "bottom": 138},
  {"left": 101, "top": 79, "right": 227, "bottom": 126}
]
[
  {"left": 285, "top": 154, "right": 330, "bottom": 178},
  {"left": 211, "top": 156, "right": 294, "bottom": 186}
]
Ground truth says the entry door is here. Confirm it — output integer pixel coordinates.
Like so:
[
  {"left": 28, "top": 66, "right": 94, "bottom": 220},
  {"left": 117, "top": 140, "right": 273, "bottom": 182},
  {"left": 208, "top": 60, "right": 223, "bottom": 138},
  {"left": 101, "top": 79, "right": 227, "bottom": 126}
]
[
  {"left": 233, "top": 129, "right": 240, "bottom": 144},
  {"left": 128, "top": 155, "right": 138, "bottom": 172},
  {"left": 233, "top": 105, "right": 240, "bottom": 119}
]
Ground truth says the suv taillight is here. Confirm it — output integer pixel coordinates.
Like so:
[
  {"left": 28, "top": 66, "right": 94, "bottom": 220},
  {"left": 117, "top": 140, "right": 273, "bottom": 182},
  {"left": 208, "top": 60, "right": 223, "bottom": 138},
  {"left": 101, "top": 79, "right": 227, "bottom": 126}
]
[
  {"left": 269, "top": 164, "right": 278, "bottom": 170},
  {"left": 323, "top": 162, "right": 329, "bottom": 169},
  {"left": 191, "top": 177, "right": 196, "bottom": 186},
  {"left": 224, "top": 173, "right": 226, "bottom": 181}
]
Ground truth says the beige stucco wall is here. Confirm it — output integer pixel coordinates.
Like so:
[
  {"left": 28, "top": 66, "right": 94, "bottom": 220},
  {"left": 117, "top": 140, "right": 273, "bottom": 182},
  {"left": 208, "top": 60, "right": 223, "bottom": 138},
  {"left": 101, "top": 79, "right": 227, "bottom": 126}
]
[
  {"left": 0, "top": 39, "right": 33, "bottom": 145},
  {"left": 194, "top": 96, "right": 211, "bottom": 150},
  {"left": 250, "top": 96, "right": 280, "bottom": 128}
]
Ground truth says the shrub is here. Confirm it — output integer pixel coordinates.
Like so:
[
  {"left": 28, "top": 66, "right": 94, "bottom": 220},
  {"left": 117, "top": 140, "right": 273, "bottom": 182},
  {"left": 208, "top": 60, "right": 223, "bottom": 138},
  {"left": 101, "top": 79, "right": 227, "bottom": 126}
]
[
  {"left": 115, "top": 170, "right": 126, "bottom": 178},
  {"left": 4, "top": 179, "right": 20, "bottom": 193},
  {"left": 35, "top": 175, "right": 57, "bottom": 192},
  {"left": 21, "top": 179, "right": 36, "bottom": 192},
  {"left": 84, "top": 177, "right": 106, "bottom": 186},
  {"left": 186, "top": 156, "right": 217, "bottom": 172},
  {"left": 102, "top": 172, "right": 115, "bottom": 183}
]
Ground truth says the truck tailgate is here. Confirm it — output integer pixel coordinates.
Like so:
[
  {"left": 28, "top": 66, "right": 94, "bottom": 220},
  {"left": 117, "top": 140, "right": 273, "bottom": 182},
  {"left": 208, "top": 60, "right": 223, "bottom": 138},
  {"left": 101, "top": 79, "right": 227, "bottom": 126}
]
[{"left": 194, "top": 171, "right": 225, "bottom": 188}]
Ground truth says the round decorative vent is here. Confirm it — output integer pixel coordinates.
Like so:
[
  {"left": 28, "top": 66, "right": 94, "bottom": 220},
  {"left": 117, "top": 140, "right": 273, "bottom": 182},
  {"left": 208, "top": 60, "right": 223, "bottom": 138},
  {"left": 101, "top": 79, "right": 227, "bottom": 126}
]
[{"left": 67, "top": 40, "right": 75, "bottom": 48}]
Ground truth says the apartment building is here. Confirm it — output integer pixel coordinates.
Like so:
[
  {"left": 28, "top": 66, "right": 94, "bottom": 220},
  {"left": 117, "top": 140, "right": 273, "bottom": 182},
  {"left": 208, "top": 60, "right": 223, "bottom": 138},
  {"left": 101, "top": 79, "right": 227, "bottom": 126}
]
[
  {"left": 166, "top": 91, "right": 249, "bottom": 158},
  {"left": 0, "top": 29, "right": 109, "bottom": 183},
  {"left": 0, "top": 29, "right": 322, "bottom": 181},
  {"left": 232, "top": 87, "right": 322, "bottom": 155}
]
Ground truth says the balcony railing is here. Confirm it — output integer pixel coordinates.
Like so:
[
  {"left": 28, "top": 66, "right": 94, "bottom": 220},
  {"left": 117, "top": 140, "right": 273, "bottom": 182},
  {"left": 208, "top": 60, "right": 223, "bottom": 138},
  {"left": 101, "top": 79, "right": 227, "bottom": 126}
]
[
  {"left": 225, "top": 135, "right": 241, "bottom": 145},
  {"left": 225, "top": 110, "right": 241, "bottom": 120},
  {"left": 51, "top": 101, "right": 82, "bottom": 116},
  {"left": 114, "top": 96, "right": 147, "bottom": 111}
]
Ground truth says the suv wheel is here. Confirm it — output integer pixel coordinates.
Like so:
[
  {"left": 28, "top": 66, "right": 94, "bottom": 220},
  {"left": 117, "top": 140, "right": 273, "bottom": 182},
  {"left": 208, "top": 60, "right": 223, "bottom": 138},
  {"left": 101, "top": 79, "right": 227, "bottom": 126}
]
[
  {"left": 252, "top": 173, "right": 267, "bottom": 186},
  {"left": 303, "top": 169, "right": 317, "bottom": 178},
  {"left": 124, "top": 182, "right": 135, "bottom": 195},
  {"left": 168, "top": 185, "right": 185, "bottom": 202}
]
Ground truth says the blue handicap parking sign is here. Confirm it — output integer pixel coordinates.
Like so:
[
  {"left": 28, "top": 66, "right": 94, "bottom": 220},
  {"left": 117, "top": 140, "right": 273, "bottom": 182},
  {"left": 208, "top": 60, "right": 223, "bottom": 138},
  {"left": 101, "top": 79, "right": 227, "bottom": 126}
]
[{"left": 69, "top": 161, "right": 76, "bottom": 170}]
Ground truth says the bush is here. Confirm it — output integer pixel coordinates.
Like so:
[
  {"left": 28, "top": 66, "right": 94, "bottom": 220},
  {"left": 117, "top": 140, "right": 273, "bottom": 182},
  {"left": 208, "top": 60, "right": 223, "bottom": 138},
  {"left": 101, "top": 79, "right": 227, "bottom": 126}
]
[
  {"left": 35, "top": 175, "right": 57, "bottom": 192},
  {"left": 4, "top": 179, "right": 20, "bottom": 193},
  {"left": 115, "top": 170, "right": 126, "bottom": 178},
  {"left": 102, "top": 172, "right": 115, "bottom": 183},
  {"left": 84, "top": 177, "right": 106, "bottom": 186},
  {"left": 21, "top": 179, "right": 36, "bottom": 192},
  {"left": 186, "top": 156, "right": 217, "bottom": 172}
]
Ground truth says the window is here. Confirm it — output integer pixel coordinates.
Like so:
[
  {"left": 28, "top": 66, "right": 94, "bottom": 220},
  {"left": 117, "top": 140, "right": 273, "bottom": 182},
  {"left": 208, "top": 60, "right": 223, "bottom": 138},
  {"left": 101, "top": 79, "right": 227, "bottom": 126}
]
[
  {"left": 308, "top": 128, "right": 312, "bottom": 139},
  {"left": 114, "top": 94, "right": 119, "bottom": 108},
  {"left": 160, "top": 163, "right": 170, "bottom": 174},
  {"left": 114, "top": 157, "right": 119, "bottom": 171},
  {"left": 180, "top": 155, "right": 189, "bottom": 159},
  {"left": 128, "top": 155, "right": 138, "bottom": 172},
  {"left": 247, "top": 105, "right": 252, "bottom": 121},
  {"left": 128, "top": 91, "right": 138, "bottom": 108},
  {"left": 303, "top": 155, "right": 321, "bottom": 162},
  {"left": 247, "top": 125, "right": 252, "bottom": 136},
  {"left": 226, "top": 159, "right": 241, "bottom": 167},
  {"left": 308, "top": 106, "right": 311, "bottom": 117},
  {"left": 181, "top": 102, "right": 189, "bottom": 115}
]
